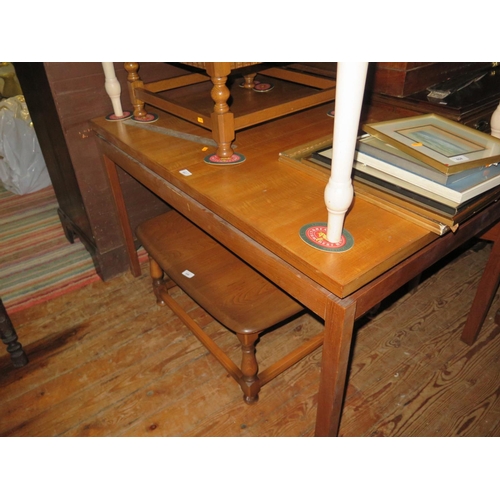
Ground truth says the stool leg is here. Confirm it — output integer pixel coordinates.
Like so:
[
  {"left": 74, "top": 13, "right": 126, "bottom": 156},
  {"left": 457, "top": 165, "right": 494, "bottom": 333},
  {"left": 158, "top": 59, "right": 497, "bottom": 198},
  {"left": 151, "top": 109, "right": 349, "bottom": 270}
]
[
  {"left": 0, "top": 299, "right": 28, "bottom": 368},
  {"left": 237, "top": 332, "right": 261, "bottom": 404},
  {"left": 205, "top": 62, "right": 235, "bottom": 160},
  {"left": 124, "top": 63, "right": 147, "bottom": 120},
  {"left": 149, "top": 256, "right": 177, "bottom": 306},
  {"left": 149, "top": 256, "right": 167, "bottom": 306},
  {"left": 242, "top": 73, "right": 257, "bottom": 89}
]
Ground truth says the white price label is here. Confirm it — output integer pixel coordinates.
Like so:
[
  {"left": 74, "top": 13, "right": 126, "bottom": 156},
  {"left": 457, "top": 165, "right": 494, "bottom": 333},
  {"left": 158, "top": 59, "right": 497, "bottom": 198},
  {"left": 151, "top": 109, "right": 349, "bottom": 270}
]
[{"left": 450, "top": 155, "right": 469, "bottom": 163}]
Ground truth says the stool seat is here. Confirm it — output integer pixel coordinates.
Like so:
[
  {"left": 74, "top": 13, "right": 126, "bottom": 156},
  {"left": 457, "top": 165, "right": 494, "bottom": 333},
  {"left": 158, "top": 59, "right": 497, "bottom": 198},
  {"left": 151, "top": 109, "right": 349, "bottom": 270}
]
[
  {"left": 137, "top": 211, "right": 303, "bottom": 334},
  {"left": 136, "top": 211, "right": 322, "bottom": 403}
]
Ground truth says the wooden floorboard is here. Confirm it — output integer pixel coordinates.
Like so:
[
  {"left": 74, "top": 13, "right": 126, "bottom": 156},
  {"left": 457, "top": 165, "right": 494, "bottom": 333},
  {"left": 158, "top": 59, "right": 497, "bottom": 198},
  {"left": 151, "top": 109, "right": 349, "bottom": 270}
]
[{"left": 1, "top": 240, "right": 499, "bottom": 437}]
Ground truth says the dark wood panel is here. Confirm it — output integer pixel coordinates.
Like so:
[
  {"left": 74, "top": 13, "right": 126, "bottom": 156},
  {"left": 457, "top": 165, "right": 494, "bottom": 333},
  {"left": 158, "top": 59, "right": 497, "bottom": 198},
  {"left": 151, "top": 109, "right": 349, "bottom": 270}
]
[
  {"left": 14, "top": 63, "right": 178, "bottom": 280},
  {"left": 371, "top": 68, "right": 500, "bottom": 131},
  {"left": 370, "top": 62, "right": 489, "bottom": 97},
  {"left": 14, "top": 63, "right": 92, "bottom": 239}
]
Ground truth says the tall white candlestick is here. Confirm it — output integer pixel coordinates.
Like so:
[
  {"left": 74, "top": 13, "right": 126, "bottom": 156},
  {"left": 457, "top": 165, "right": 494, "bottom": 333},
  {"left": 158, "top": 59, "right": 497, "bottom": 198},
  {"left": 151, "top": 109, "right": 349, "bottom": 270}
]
[
  {"left": 324, "top": 62, "right": 368, "bottom": 243},
  {"left": 102, "top": 62, "right": 124, "bottom": 117},
  {"left": 491, "top": 102, "right": 500, "bottom": 139}
]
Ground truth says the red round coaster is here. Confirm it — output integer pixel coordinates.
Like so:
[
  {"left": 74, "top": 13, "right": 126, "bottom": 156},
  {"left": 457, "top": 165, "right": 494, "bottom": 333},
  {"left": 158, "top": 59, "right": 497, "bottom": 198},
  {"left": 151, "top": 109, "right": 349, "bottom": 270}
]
[
  {"left": 204, "top": 152, "right": 246, "bottom": 165},
  {"left": 299, "top": 223, "right": 354, "bottom": 252},
  {"left": 253, "top": 82, "right": 274, "bottom": 92},
  {"left": 105, "top": 110, "right": 132, "bottom": 121},
  {"left": 132, "top": 112, "right": 159, "bottom": 123}
]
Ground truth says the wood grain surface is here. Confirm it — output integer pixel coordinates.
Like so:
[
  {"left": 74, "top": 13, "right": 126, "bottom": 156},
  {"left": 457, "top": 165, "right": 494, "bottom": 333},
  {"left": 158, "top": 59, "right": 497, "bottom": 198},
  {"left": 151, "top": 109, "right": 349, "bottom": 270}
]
[{"left": 1, "top": 239, "right": 498, "bottom": 436}]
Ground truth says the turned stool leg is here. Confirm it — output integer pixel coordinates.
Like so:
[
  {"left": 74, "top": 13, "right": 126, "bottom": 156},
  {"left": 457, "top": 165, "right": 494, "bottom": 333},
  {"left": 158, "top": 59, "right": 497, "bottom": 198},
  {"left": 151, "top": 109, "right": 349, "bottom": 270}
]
[
  {"left": 0, "top": 299, "right": 28, "bottom": 368},
  {"left": 102, "top": 62, "right": 124, "bottom": 118},
  {"left": 237, "top": 332, "right": 261, "bottom": 404},
  {"left": 324, "top": 62, "right": 368, "bottom": 243},
  {"left": 242, "top": 73, "right": 257, "bottom": 89},
  {"left": 148, "top": 255, "right": 176, "bottom": 307},
  {"left": 124, "top": 62, "right": 148, "bottom": 120},
  {"left": 149, "top": 256, "right": 167, "bottom": 306},
  {"left": 205, "top": 62, "right": 235, "bottom": 160}
]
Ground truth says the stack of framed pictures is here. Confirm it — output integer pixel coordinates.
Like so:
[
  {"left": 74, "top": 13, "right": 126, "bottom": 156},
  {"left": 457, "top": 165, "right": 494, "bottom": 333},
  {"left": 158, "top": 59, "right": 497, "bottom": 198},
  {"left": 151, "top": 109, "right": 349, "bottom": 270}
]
[{"left": 280, "top": 114, "right": 500, "bottom": 235}]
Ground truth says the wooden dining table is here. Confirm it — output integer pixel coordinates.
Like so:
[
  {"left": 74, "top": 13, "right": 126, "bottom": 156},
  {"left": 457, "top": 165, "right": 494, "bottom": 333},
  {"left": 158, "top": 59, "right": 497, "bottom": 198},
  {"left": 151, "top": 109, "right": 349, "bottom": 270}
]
[{"left": 91, "top": 101, "right": 500, "bottom": 436}]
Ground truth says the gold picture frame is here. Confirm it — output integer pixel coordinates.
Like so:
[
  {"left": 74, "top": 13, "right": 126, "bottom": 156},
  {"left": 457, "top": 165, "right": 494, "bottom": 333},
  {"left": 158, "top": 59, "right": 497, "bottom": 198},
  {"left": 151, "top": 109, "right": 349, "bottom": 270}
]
[
  {"left": 278, "top": 136, "right": 451, "bottom": 235},
  {"left": 362, "top": 114, "right": 500, "bottom": 175}
]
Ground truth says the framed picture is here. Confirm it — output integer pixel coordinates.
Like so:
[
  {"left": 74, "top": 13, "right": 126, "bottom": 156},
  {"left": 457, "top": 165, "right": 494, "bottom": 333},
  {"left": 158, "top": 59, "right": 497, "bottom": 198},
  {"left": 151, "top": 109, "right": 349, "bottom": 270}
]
[{"left": 362, "top": 114, "right": 500, "bottom": 174}]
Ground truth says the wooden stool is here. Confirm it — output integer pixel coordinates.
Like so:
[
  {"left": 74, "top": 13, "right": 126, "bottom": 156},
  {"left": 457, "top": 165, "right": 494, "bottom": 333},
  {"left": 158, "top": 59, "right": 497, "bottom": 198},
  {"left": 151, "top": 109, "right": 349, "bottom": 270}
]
[{"left": 136, "top": 211, "right": 322, "bottom": 403}]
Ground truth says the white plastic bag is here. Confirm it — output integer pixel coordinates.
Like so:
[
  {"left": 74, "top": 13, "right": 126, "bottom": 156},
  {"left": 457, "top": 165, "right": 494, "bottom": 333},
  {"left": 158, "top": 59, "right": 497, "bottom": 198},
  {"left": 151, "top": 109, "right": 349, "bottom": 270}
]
[{"left": 0, "top": 96, "right": 51, "bottom": 195}]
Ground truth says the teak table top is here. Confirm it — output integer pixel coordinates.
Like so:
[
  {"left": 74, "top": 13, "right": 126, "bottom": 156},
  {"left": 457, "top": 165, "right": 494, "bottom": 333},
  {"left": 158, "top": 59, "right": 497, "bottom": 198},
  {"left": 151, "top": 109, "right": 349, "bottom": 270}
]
[{"left": 91, "top": 103, "right": 437, "bottom": 299}]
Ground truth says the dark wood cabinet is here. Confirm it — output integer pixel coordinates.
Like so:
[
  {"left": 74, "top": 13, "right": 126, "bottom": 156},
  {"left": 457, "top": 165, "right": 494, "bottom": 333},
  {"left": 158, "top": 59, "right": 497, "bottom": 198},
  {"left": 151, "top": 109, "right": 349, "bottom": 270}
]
[
  {"left": 370, "top": 66, "right": 500, "bottom": 132},
  {"left": 369, "top": 62, "right": 489, "bottom": 97}
]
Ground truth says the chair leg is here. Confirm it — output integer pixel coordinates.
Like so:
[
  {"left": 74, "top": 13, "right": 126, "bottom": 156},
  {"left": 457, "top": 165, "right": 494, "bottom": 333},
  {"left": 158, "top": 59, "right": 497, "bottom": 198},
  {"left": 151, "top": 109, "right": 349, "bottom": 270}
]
[
  {"left": 0, "top": 299, "right": 28, "bottom": 368},
  {"left": 236, "top": 332, "right": 261, "bottom": 404}
]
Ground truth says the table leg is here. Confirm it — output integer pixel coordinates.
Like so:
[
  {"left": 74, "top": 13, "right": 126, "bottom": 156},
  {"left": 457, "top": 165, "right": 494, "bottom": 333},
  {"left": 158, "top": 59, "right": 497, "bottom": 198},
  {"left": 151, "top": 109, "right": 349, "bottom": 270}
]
[
  {"left": 315, "top": 297, "right": 356, "bottom": 436},
  {"left": 461, "top": 223, "right": 500, "bottom": 345},
  {"left": 103, "top": 154, "right": 141, "bottom": 277}
]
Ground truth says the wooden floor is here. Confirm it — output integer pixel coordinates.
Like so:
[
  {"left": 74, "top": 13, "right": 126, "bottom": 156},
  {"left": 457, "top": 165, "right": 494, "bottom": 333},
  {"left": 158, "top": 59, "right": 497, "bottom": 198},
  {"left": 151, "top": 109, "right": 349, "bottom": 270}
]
[{"left": 1, "top": 239, "right": 499, "bottom": 437}]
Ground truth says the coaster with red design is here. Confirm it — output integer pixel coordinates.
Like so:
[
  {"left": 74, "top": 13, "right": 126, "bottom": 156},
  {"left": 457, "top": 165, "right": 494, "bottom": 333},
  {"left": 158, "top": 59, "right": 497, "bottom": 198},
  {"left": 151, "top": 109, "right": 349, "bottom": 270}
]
[
  {"left": 132, "top": 112, "right": 159, "bottom": 123},
  {"left": 299, "top": 222, "right": 354, "bottom": 252},
  {"left": 253, "top": 82, "right": 274, "bottom": 92},
  {"left": 105, "top": 110, "right": 132, "bottom": 121},
  {"left": 204, "top": 152, "right": 246, "bottom": 165}
]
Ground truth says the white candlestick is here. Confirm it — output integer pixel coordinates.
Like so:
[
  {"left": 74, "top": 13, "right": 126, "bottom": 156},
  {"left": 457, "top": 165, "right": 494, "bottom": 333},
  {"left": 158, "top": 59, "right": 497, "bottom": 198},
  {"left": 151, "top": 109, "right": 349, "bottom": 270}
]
[
  {"left": 102, "top": 62, "right": 124, "bottom": 117},
  {"left": 324, "top": 62, "right": 368, "bottom": 243},
  {"left": 491, "top": 102, "right": 500, "bottom": 139}
]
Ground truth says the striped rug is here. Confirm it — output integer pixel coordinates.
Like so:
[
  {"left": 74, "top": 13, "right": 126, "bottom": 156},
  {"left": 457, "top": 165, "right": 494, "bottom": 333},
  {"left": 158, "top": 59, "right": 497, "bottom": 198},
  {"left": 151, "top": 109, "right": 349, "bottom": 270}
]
[{"left": 0, "top": 183, "right": 103, "bottom": 314}]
